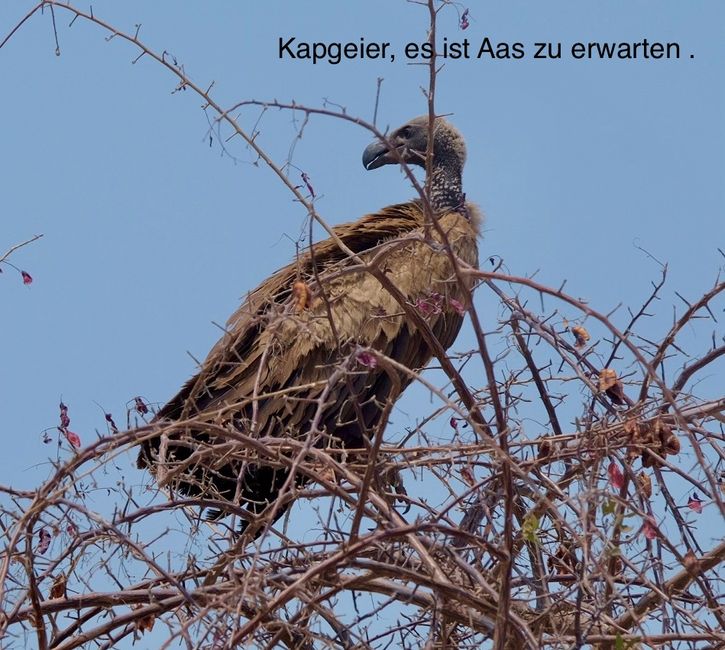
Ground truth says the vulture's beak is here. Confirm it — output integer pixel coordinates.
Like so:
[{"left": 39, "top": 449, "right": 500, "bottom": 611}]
[{"left": 362, "top": 140, "right": 395, "bottom": 170}]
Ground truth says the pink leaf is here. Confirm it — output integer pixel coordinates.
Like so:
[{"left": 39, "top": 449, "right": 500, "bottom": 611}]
[
  {"left": 355, "top": 350, "right": 378, "bottom": 369},
  {"left": 642, "top": 517, "right": 658, "bottom": 540},
  {"left": 65, "top": 430, "right": 81, "bottom": 448},
  {"left": 449, "top": 417, "right": 459, "bottom": 431},
  {"left": 687, "top": 493, "right": 704, "bottom": 514},
  {"left": 415, "top": 292, "right": 443, "bottom": 316},
  {"left": 37, "top": 528, "right": 52, "bottom": 555},
  {"left": 607, "top": 462, "right": 625, "bottom": 490},
  {"left": 21, "top": 270, "right": 33, "bottom": 285},
  {"left": 449, "top": 298, "right": 465, "bottom": 316}
]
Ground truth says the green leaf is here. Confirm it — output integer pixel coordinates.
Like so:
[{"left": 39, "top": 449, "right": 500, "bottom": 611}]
[{"left": 522, "top": 513, "right": 540, "bottom": 544}]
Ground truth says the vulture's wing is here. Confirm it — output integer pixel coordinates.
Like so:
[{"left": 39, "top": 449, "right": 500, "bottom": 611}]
[
  {"left": 156, "top": 201, "right": 476, "bottom": 424},
  {"left": 136, "top": 115, "right": 481, "bottom": 531}
]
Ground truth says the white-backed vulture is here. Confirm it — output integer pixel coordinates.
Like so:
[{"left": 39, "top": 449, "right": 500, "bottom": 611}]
[{"left": 137, "top": 116, "right": 481, "bottom": 533}]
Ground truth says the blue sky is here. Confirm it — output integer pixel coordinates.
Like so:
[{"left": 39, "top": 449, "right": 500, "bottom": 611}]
[{"left": 1, "top": 1, "right": 723, "bottom": 646}]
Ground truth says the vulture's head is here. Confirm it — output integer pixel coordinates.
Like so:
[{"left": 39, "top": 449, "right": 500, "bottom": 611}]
[{"left": 362, "top": 116, "right": 466, "bottom": 172}]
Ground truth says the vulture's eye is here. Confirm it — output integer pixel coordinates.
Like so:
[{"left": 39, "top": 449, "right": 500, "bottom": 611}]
[{"left": 398, "top": 126, "right": 412, "bottom": 139}]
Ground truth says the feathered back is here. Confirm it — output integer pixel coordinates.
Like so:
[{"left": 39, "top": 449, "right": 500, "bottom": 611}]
[{"left": 154, "top": 202, "right": 480, "bottom": 425}]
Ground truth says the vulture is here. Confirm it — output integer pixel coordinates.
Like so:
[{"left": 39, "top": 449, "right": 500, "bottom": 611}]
[{"left": 137, "top": 116, "right": 480, "bottom": 534}]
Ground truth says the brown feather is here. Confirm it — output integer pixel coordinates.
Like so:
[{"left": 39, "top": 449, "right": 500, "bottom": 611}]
[{"left": 138, "top": 117, "right": 481, "bottom": 532}]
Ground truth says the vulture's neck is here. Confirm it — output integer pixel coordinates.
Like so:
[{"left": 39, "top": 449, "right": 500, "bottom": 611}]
[{"left": 428, "top": 157, "right": 464, "bottom": 213}]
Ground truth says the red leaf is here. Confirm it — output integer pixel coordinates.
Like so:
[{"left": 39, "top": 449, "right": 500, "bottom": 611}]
[
  {"left": 607, "top": 462, "right": 625, "bottom": 490},
  {"left": 37, "top": 528, "right": 52, "bottom": 555},
  {"left": 21, "top": 270, "right": 33, "bottom": 285},
  {"left": 65, "top": 430, "right": 81, "bottom": 448},
  {"left": 687, "top": 493, "right": 704, "bottom": 514},
  {"left": 355, "top": 350, "right": 377, "bottom": 369},
  {"left": 642, "top": 517, "right": 658, "bottom": 540},
  {"left": 449, "top": 417, "right": 459, "bottom": 431}
]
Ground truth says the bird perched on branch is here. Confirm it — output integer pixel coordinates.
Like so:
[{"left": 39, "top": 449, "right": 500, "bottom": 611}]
[{"left": 137, "top": 116, "right": 481, "bottom": 534}]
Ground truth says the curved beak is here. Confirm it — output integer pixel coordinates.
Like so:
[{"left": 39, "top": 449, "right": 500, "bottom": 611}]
[{"left": 362, "top": 140, "right": 393, "bottom": 170}]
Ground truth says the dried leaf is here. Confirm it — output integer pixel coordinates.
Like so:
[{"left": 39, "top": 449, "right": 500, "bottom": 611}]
[
  {"left": 683, "top": 549, "right": 701, "bottom": 576},
  {"left": 21, "top": 270, "right": 33, "bottom": 285},
  {"left": 609, "top": 554, "right": 623, "bottom": 575},
  {"left": 460, "top": 466, "right": 476, "bottom": 487},
  {"left": 300, "top": 171, "right": 315, "bottom": 198},
  {"left": 538, "top": 436, "right": 553, "bottom": 460},
  {"left": 570, "top": 325, "right": 590, "bottom": 348},
  {"left": 311, "top": 464, "right": 336, "bottom": 485},
  {"left": 641, "top": 445, "right": 662, "bottom": 469},
  {"left": 292, "top": 281, "right": 311, "bottom": 313},
  {"left": 50, "top": 574, "right": 67, "bottom": 599},
  {"left": 599, "top": 368, "right": 617, "bottom": 391},
  {"left": 637, "top": 472, "right": 652, "bottom": 499},
  {"left": 599, "top": 368, "right": 626, "bottom": 404},
  {"left": 666, "top": 433, "right": 681, "bottom": 456},
  {"left": 550, "top": 542, "right": 576, "bottom": 574},
  {"left": 134, "top": 396, "right": 149, "bottom": 415},
  {"left": 625, "top": 418, "right": 646, "bottom": 460},
  {"left": 460, "top": 8, "right": 470, "bottom": 30},
  {"left": 59, "top": 401, "right": 71, "bottom": 429},
  {"left": 382, "top": 466, "right": 408, "bottom": 508},
  {"left": 659, "top": 423, "right": 680, "bottom": 456},
  {"left": 623, "top": 418, "right": 640, "bottom": 438},
  {"left": 132, "top": 605, "right": 156, "bottom": 633},
  {"left": 105, "top": 412, "right": 119, "bottom": 432}
]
